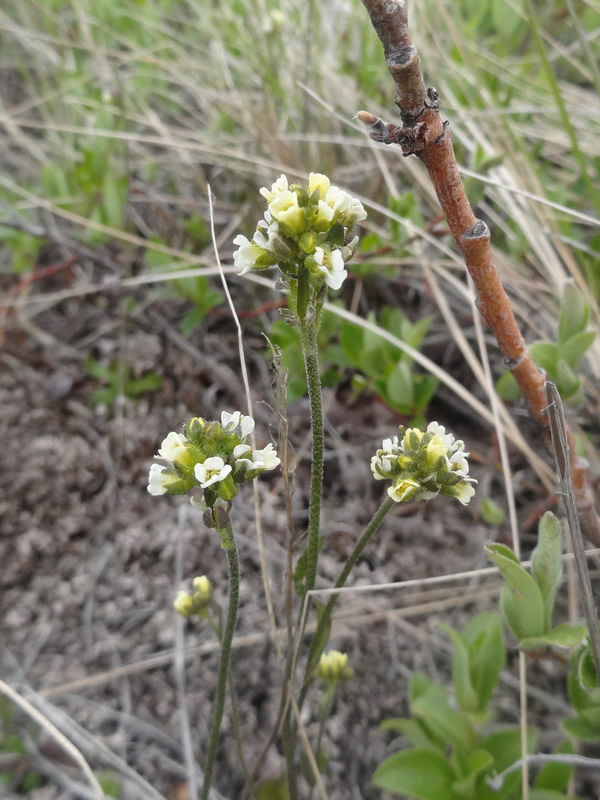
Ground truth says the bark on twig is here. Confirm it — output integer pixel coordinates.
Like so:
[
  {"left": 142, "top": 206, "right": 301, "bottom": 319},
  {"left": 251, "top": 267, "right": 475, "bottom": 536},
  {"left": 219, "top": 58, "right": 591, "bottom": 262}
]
[{"left": 358, "top": 0, "right": 600, "bottom": 544}]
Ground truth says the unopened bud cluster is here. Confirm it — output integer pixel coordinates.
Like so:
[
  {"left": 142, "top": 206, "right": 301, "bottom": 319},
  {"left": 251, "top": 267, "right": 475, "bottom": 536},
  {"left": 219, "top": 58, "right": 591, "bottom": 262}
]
[
  {"left": 148, "top": 411, "right": 280, "bottom": 513},
  {"left": 371, "top": 422, "right": 476, "bottom": 506},
  {"left": 318, "top": 650, "right": 354, "bottom": 685},
  {"left": 174, "top": 575, "right": 213, "bottom": 619},
  {"left": 233, "top": 173, "right": 366, "bottom": 291}
]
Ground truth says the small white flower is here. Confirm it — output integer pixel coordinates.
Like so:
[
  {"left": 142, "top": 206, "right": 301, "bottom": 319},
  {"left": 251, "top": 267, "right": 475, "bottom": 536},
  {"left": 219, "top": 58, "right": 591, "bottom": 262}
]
[
  {"left": 449, "top": 446, "right": 470, "bottom": 477},
  {"left": 324, "top": 185, "right": 352, "bottom": 218},
  {"left": 220, "top": 410, "right": 253, "bottom": 437},
  {"left": 388, "top": 477, "right": 422, "bottom": 503},
  {"left": 370, "top": 454, "right": 392, "bottom": 479},
  {"left": 194, "top": 457, "right": 232, "bottom": 488},
  {"left": 233, "top": 444, "right": 252, "bottom": 458},
  {"left": 259, "top": 174, "right": 289, "bottom": 203},
  {"left": 269, "top": 190, "right": 306, "bottom": 234},
  {"left": 314, "top": 247, "right": 347, "bottom": 290},
  {"left": 381, "top": 437, "right": 398, "bottom": 453},
  {"left": 426, "top": 422, "right": 454, "bottom": 448},
  {"left": 345, "top": 196, "right": 367, "bottom": 226},
  {"left": 454, "top": 481, "right": 476, "bottom": 506},
  {"left": 308, "top": 172, "right": 331, "bottom": 198},
  {"left": 148, "top": 463, "right": 174, "bottom": 495},
  {"left": 156, "top": 431, "right": 188, "bottom": 463},
  {"left": 252, "top": 443, "right": 280, "bottom": 471}
]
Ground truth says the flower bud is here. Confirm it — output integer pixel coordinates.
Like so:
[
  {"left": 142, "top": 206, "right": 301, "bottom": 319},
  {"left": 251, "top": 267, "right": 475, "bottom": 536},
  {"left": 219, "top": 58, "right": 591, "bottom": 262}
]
[
  {"left": 318, "top": 650, "right": 353, "bottom": 684},
  {"left": 174, "top": 591, "right": 195, "bottom": 617}
]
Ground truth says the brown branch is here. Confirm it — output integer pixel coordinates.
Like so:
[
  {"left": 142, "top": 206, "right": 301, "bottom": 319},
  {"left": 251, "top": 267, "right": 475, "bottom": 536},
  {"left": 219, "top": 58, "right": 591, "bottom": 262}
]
[{"left": 358, "top": 0, "right": 600, "bottom": 545}]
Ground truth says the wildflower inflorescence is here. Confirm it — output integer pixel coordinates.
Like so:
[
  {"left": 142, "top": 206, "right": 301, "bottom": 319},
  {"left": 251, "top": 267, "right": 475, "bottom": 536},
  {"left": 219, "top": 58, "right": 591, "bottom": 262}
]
[
  {"left": 174, "top": 575, "right": 213, "bottom": 619},
  {"left": 233, "top": 173, "right": 366, "bottom": 292},
  {"left": 371, "top": 422, "right": 476, "bottom": 506},
  {"left": 318, "top": 650, "right": 354, "bottom": 685},
  {"left": 148, "top": 411, "right": 280, "bottom": 518}
]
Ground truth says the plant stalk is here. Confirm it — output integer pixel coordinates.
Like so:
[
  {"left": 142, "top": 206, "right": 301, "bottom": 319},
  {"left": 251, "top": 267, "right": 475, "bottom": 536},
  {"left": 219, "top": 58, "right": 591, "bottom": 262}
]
[
  {"left": 201, "top": 528, "right": 240, "bottom": 800},
  {"left": 300, "top": 317, "right": 325, "bottom": 595},
  {"left": 299, "top": 495, "right": 395, "bottom": 710}
]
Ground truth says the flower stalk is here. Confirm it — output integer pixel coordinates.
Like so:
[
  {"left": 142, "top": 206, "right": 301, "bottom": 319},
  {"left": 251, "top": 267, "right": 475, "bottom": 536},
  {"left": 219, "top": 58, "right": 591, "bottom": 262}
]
[
  {"left": 300, "top": 316, "right": 325, "bottom": 596},
  {"left": 201, "top": 528, "right": 240, "bottom": 800}
]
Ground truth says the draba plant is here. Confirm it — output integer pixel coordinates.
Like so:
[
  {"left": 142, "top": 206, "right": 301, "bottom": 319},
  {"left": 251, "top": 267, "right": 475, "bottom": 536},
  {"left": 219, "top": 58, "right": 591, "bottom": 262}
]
[
  {"left": 148, "top": 411, "right": 279, "bottom": 800},
  {"left": 147, "top": 167, "right": 481, "bottom": 797}
]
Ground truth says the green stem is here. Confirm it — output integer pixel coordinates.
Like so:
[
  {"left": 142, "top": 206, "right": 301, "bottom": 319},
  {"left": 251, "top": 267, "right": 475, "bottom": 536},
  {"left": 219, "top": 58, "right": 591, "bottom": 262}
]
[
  {"left": 300, "top": 318, "right": 325, "bottom": 595},
  {"left": 201, "top": 528, "right": 240, "bottom": 800},
  {"left": 299, "top": 495, "right": 394, "bottom": 710},
  {"left": 282, "top": 707, "right": 300, "bottom": 800}
]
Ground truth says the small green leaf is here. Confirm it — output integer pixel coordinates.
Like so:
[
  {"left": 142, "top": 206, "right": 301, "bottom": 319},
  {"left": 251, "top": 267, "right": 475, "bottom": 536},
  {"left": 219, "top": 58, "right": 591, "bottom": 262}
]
[
  {"left": 481, "top": 498, "right": 506, "bottom": 526},
  {"left": 495, "top": 370, "right": 521, "bottom": 402},
  {"left": 533, "top": 740, "right": 574, "bottom": 793},
  {"left": 257, "top": 776, "right": 290, "bottom": 800},
  {"left": 451, "top": 749, "right": 493, "bottom": 797},
  {"left": 520, "top": 623, "right": 586, "bottom": 652},
  {"left": 485, "top": 543, "right": 546, "bottom": 639},
  {"left": 412, "top": 683, "right": 476, "bottom": 753},
  {"left": 373, "top": 748, "right": 461, "bottom": 800},
  {"left": 439, "top": 624, "right": 479, "bottom": 713},
  {"left": 531, "top": 511, "right": 563, "bottom": 629},
  {"left": 558, "top": 283, "right": 588, "bottom": 343},
  {"left": 556, "top": 360, "right": 580, "bottom": 399},
  {"left": 562, "top": 715, "right": 600, "bottom": 742},
  {"left": 380, "top": 718, "right": 442, "bottom": 751},
  {"left": 477, "top": 727, "right": 537, "bottom": 800},
  {"left": 557, "top": 331, "right": 595, "bottom": 372},
  {"left": 386, "top": 361, "right": 414, "bottom": 409},
  {"left": 462, "top": 612, "right": 505, "bottom": 712},
  {"left": 530, "top": 341, "right": 558, "bottom": 377}
]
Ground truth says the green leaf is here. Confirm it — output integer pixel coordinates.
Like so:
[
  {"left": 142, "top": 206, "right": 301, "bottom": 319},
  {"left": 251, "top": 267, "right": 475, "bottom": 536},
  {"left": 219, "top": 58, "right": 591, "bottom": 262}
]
[
  {"left": 557, "top": 331, "right": 595, "bottom": 372},
  {"left": 533, "top": 740, "right": 574, "bottom": 793},
  {"left": 413, "top": 374, "right": 438, "bottom": 415},
  {"left": 380, "top": 718, "right": 443, "bottom": 751},
  {"left": 530, "top": 341, "right": 558, "bottom": 378},
  {"left": 386, "top": 361, "right": 415, "bottom": 410},
  {"left": 481, "top": 498, "right": 506, "bottom": 526},
  {"left": 558, "top": 283, "right": 588, "bottom": 342},
  {"left": 477, "top": 727, "right": 537, "bottom": 800},
  {"left": 495, "top": 370, "right": 521, "bottom": 402},
  {"left": 439, "top": 624, "right": 479, "bottom": 713},
  {"left": 412, "top": 683, "right": 476, "bottom": 753},
  {"left": 451, "top": 749, "right": 493, "bottom": 797},
  {"left": 462, "top": 612, "right": 505, "bottom": 712},
  {"left": 531, "top": 511, "right": 563, "bottom": 629},
  {"left": 485, "top": 543, "right": 546, "bottom": 639},
  {"left": 520, "top": 623, "right": 586, "bottom": 652},
  {"left": 339, "top": 322, "right": 364, "bottom": 368},
  {"left": 556, "top": 360, "right": 580, "bottom": 399},
  {"left": 373, "top": 748, "right": 461, "bottom": 800},
  {"left": 562, "top": 715, "right": 600, "bottom": 742},
  {"left": 257, "top": 776, "right": 290, "bottom": 800},
  {"left": 578, "top": 646, "right": 599, "bottom": 690},
  {"left": 530, "top": 791, "right": 583, "bottom": 800}
]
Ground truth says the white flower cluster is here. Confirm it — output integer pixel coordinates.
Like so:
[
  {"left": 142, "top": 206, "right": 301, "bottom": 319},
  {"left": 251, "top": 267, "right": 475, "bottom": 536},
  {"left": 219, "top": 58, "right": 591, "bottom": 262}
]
[
  {"left": 148, "top": 411, "right": 280, "bottom": 507},
  {"left": 371, "top": 422, "right": 476, "bottom": 506},
  {"left": 233, "top": 173, "right": 366, "bottom": 291}
]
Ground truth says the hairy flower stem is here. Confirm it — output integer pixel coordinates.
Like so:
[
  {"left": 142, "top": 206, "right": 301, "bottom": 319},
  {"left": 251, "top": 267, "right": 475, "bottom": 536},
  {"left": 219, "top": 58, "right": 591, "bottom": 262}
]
[
  {"left": 357, "top": 0, "right": 600, "bottom": 545},
  {"left": 201, "top": 528, "right": 240, "bottom": 800},
  {"left": 300, "top": 317, "right": 325, "bottom": 595},
  {"left": 299, "top": 496, "right": 395, "bottom": 711},
  {"left": 282, "top": 708, "right": 300, "bottom": 800}
]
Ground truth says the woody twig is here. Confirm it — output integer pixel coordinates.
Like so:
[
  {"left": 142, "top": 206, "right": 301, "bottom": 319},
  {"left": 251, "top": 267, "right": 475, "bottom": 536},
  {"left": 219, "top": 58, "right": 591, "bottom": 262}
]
[{"left": 357, "top": 0, "right": 600, "bottom": 545}]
